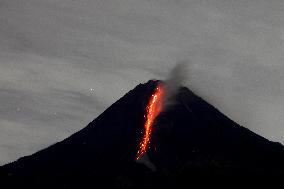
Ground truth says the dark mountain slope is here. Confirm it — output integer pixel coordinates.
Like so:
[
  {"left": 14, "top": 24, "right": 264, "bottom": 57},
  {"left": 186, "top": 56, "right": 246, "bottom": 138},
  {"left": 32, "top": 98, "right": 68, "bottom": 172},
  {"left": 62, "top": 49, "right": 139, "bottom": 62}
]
[
  {"left": 0, "top": 80, "right": 158, "bottom": 188},
  {"left": 1, "top": 80, "right": 284, "bottom": 188},
  {"left": 149, "top": 87, "right": 284, "bottom": 181}
]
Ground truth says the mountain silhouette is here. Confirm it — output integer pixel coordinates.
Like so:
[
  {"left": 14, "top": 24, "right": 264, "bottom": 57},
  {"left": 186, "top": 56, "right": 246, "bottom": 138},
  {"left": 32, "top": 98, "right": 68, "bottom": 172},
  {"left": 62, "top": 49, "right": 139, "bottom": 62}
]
[{"left": 0, "top": 80, "right": 284, "bottom": 188}]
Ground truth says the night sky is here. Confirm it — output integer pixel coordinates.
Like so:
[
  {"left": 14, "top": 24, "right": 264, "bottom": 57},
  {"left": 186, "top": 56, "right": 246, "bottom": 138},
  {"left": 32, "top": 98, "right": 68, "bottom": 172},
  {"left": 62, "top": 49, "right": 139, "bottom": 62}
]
[{"left": 1, "top": 0, "right": 284, "bottom": 165}]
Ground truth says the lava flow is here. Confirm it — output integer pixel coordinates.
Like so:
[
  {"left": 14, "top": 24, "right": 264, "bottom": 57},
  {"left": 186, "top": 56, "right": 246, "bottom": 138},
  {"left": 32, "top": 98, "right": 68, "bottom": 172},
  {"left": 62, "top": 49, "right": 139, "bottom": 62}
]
[{"left": 136, "top": 83, "right": 164, "bottom": 160}]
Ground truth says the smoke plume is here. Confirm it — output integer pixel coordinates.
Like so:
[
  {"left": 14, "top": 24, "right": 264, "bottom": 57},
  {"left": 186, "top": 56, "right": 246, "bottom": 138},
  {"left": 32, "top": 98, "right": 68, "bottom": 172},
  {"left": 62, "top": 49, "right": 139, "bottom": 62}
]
[{"left": 163, "top": 60, "right": 189, "bottom": 108}]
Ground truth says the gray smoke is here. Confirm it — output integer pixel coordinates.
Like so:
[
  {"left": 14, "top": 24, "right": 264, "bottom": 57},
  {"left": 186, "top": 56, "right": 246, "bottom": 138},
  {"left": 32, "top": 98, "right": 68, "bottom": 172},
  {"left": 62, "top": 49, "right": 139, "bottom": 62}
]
[{"left": 163, "top": 60, "right": 189, "bottom": 108}]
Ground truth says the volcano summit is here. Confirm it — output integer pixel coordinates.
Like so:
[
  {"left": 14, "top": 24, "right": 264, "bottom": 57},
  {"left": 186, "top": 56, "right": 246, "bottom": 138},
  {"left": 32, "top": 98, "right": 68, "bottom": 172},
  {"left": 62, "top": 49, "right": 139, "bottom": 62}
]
[{"left": 1, "top": 80, "right": 284, "bottom": 188}]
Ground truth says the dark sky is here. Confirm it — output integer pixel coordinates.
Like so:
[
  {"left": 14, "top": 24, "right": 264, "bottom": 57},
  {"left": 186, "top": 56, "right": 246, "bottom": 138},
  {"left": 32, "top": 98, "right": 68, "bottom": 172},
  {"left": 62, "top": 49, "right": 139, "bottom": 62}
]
[{"left": 1, "top": 0, "right": 284, "bottom": 165}]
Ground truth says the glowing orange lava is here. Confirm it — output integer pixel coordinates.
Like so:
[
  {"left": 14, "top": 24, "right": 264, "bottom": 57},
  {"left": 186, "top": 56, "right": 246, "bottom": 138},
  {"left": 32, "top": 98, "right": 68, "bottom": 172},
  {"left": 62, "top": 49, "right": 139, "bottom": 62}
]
[{"left": 136, "top": 84, "right": 164, "bottom": 160}]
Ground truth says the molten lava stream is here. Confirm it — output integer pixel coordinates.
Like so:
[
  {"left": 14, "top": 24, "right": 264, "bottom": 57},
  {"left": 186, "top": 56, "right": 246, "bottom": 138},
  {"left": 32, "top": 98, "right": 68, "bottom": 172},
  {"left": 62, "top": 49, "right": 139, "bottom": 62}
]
[{"left": 136, "top": 84, "right": 164, "bottom": 160}]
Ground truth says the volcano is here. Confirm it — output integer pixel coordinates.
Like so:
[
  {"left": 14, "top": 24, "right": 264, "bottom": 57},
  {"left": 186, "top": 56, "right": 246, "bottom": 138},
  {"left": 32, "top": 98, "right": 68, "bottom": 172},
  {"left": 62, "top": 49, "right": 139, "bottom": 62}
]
[{"left": 1, "top": 80, "right": 284, "bottom": 188}]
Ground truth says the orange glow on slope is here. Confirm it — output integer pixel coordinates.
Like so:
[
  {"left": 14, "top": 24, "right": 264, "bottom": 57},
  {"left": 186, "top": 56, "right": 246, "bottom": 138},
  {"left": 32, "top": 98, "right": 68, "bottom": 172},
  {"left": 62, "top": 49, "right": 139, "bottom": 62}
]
[{"left": 136, "top": 84, "right": 164, "bottom": 160}]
